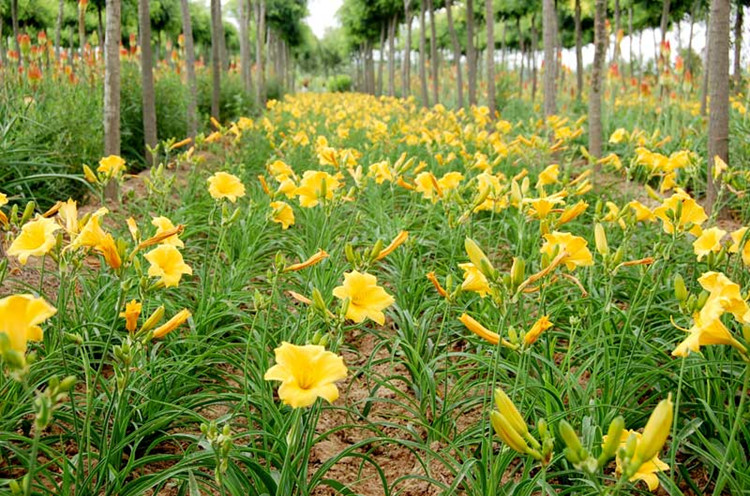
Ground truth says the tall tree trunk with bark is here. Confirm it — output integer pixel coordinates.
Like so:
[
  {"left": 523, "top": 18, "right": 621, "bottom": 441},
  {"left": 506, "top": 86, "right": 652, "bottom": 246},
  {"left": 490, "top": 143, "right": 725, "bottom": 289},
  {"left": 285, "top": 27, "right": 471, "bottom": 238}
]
[
  {"left": 78, "top": 1, "right": 87, "bottom": 57},
  {"left": 255, "top": 0, "right": 266, "bottom": 105},
  {"left": 97, "top": 5, "right": 104, "bottom": 48},
  {"left": 445, "top": 0, "right": 463, "bottom": 108},
  {"left": 388, "top": 15, "right": 396, "bottom": 96},
  {"left": 733, "top": 3, "right": 743, "bottom": 89},
  {"left": 211, "top": 0, "right": 222, "bottom": 120},
  {"left": 543, "top": 0, "right": 557, "bottom": 117},
  {"left": 180, "top": 0, "right": 198, "bottom": 139},
  {"left": 589, "top": 0, "right": 607, "bottom": 158},
  {"left": 486, "top": 0, "right": 495, "bottom": 117},
  {"left": 104, "top": 0, "right": 121, "bottom": 198},
  {"left": 466, "top": 0, "right": 477, "bottom": 105},
  {"left": 518, "top": 16, "right": 524, "bottom": 97},
  {"left": 686, "top": 2, "right": 696, "bottom": 78},
  {"left": 378, "top": 23, "right": 386, "bottom": 96},
  {"left": 240, "top": 0, "right": 252, "bottom": 94},
  {"left": 55, "top": 0, "right": 64, "bottom": 61},
  {"left": 0, "top": 17, "right": 6, "bottom": 69},
  {"left": 701, "top": 9, "right": 711, "bottom": 116},
  {"left": 531, "top": 15, "right": 538, "bottom": 102},
  {"left": 628, "top": 6, "right": 634, "bottom": 79},
  {"left": 11, "top": 0, "right": 21, "bottom": 67},
  {"left": 575, "top": 0, "right": 583, "bottom": 100},
  {"left": 403, "top": 0, "right": 413, "bottom": 98},
  {"left": 419, "top": 0, "right": 429, "bottom": 106},
  {"left": 428, "top": 0, "right": 438, "bottom": 105},
  {"left": 613, "top": 0, "right": 621, "bottom": 63},
  {"left": 706, "top": 0, "right": 730, "bottom": 210},
  {"left": 138, "top": 0, "right": 157, "bottom": 164}
]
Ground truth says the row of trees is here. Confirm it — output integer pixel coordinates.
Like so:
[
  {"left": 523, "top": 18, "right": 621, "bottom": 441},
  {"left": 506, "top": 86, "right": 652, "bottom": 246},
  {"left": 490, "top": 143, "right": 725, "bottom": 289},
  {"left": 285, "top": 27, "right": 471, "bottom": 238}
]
[{"left": 337, "top": 0, "right": 747, "bottom": 208}]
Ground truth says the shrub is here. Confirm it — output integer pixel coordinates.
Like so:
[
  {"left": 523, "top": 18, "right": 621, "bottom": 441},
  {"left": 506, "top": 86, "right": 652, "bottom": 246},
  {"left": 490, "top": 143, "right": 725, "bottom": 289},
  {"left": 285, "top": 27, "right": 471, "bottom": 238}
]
[{"left": 326, "top": 74, "right": 352, "bottom": 93}]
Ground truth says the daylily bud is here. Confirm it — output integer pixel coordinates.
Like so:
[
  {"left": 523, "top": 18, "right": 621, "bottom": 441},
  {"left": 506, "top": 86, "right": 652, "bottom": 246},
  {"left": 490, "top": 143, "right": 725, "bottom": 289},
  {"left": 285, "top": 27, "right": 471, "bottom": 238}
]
[
  {"left": 370, "top": 239, "right": 384, "bottom": 260},
  {"left": 633, "top": 394, "right": 673, "bottom": 466},
  {"left": 21, "top": 201, "right": 36, "bottom": 224},
  {"left": 559, "top": 420, "right": 584, "bottom": 456},
  {"left": 345, "top": 243, "right": 356, "bottom": 264},
  {"left": 465, "top": 237, "right": 494, "bottom": 277},
  {"left": 599, "top": 416, "right": 624, "bottom": 465},
  {"left": 743, "top": 324, "right": 750, "bottom": 344},
  {"left": 510, "top": 257, "right": 525, "bottom": 287},
  {"left": 139, "top": 305, "right": 165, "bottom": 334},
  {"left": 613, "top": 246, "right": 624, "bottom": 265},
  {"left": 594, "top": 223, "right": 609, "bottom": 256},
  {"left": 490, "top": 411, "right": 531, "bottom": 454},
  {"left": 494, "top": 388, "right": 528, "bottom": 437},
  {"left": 312, "top": 288, "right": 327, "bottom": 314},
  {"left": 696, "top": 290, "right": 709, "bottom": 310},
  {"left": 674, "top": 274, "right": 687, "bottom": 301}
]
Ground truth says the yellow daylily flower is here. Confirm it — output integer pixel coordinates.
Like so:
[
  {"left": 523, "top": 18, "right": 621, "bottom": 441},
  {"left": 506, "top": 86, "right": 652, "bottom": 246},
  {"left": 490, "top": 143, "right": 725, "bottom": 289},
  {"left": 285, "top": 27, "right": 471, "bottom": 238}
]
[
  {"left": 270, "top": 201, "right": 295, "bottom": 229},
  {"left": 728, "top": 227, "right": 750, "bottom": 266},
  {"left": 0, "top": 294, "right": 57, "bottom": 353},
  {"left": 332, "top": 271, "right": 395, "bottom": 325},
  {"left": 264, "top": 342, "right": 348, "bottom": 408},
  {"left": 7, "top": 216, "right": 60, "bottom": 265},
  {"left": 626, "top": 200, "right": 656, "bottom": 222},
  {"left": 58, "top": 199, "right": 79, "bottom": 234},
  {"left": 120, "top": 300, "right": 142, "bottom": 333},
  {"left": 605, "top": 430, "right": 669, "bottom": 491},
  {"left": 459, "top": 263, "right": 491, "bottom": 298},
  {"left": 540, "top": 231, "right": 594, "bottom": 271},
  {"left": 152, "top": 309, "right": 191, "bottom": 339},
  {"left": 523, "top": 315, "right": 553, "bottom": 345},
  {"left": 151, "top": 216, "right": 184, "bottom": 248},
  {"left": 368, "top": 161, "right": 394, "bottom": 184},
  {"left": 207, "top": 172, "right": 246, "bottom": 203},
  {"left": 692, "top": 227, "right": 726, "bottom": 261},
  {"left": 537, "top": 164, "right": 560, "bottom": 187},
  {"left": 295, "top": 170, "right": 341, "bottom": 207},
  {"left": 97, "top": 155, "right": 126, "bottom": 177},
  {"left": 652, "top": 191, "right": 707, "bottom": 236},
  {"left": 144, "top": 245, "right": 193, "bottom": 288}
]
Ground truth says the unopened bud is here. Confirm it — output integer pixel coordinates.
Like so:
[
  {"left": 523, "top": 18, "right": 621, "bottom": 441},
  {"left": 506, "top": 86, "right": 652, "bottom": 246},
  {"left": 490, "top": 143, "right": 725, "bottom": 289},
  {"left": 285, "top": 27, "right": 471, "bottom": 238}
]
[
  {"left": 674, "top": 274, "right": 687, "bottom": 301},
  {"left": 594, "top": 223, "right": 609, "bottom": 256}
]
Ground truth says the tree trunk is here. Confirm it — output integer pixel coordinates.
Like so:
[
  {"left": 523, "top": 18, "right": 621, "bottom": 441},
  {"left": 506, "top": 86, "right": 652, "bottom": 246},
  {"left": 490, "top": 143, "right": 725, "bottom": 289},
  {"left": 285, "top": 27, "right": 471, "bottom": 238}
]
[
  {"left": 686, "top": 3, "right": 695, "bottom": 78},
  {"left": 366, "top": 40, "right": 376, "bottom": 94},
  {"left": 575, "top": 0, "right": 583, "bottom": 100},
  {"left": 733, "top": 3, "right": 742, "bottom": 89},
  {"left": 466, "top": 0, "right": 477, "bottom": 105},
  {"left": 180, "top": 0, "right": 198, "bottom": 139},
  {"left": 501, "top": 20, "right": 506, "bottom": 67},
  {"left": 486, "top": 0, "right": 495, "bottom": 117},
  {"left": 518, "top": 17, "right": 525, "bottom": 97},
  {"left": 706, "top": 0, "right": 730, "bottom": 211},
  {"left": 255, "top": 0, "right": 266, "bottom": 106},
  {"left": 11, "top": 0, "right": 21, "bottom": 67},
  {"left": 428, "top": 0, "right": 438, "bottom": 105},
  {"left": 403, "top": 0, "right": 413, "bottom": 98},
  {"left": 103, "top": 0, "right": 121, "bottom": 198},
  {"left": 211, "top": 0, "right": 222, "bottom": 120},
  {"left": 629, "top": 6, "right": 634, "bottom": 80},
  {"left": 700, "top": 8, "right": 710, "bottom": 116},
  {"left": 0, "top": 16, "right": 6, "bottom": 69},
  {"left": 139, "top": 0, "right": 157, "bottom": 164},
  {"left": 613, "top": 0, "right": 621, "bottom": 63},
  {"left": 589, "top": 0, "right": 607, "bottom": 159},
  {"left": 78, "top": 1, "right": 87, "bottom": 57},
  {"left": 55, "top": 0, "right": 64, "bottom": 61},
  {"left": 218, "top": 2, "right": 228, "bottom": 72},
  {"left": 531, "top": 16, "right": 538, "bottom": 102},
  {"left": 378, "top": 22, "right": 386, "bottom": 96},
  {"left": 543, "top": 0, "right": 557, "bottom": 117},
  {"left": 445, "top": 0, "right": 463, "bottom": 108},
  {"left": 97, "top": 4, "right": 104, "bottom": 48},
  {"left": 240, "top": 0, "right": 252, "bottom": 94},
  {"left": 419, "top": 0, "right": 429, "bottom": 106},
  {"left": 388, "top": 15, "right": 396, "bottom": 97},
  {"left": 660, "top": 0, "right": 671, "bottom": 44}
]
